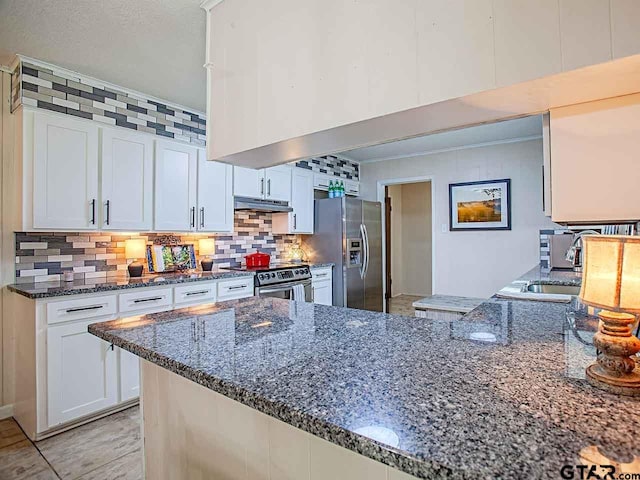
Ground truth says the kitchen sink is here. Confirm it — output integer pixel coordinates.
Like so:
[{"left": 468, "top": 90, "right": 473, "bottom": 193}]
[{"left": 524, "top": 284, "right": 581, "bottom": 295}]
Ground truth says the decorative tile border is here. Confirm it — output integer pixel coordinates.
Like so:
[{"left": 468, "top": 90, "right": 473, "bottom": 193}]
[
  {"left": 296, "top": 154, "right": 360, "bottom": 181},
  {"left": 15, "top": 212, "right": 298, "bottom": 283},
  {"left": 11, "top": 59, "right": 207, "bottom": 146}
]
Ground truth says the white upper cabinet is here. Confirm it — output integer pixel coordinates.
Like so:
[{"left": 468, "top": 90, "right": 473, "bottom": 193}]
[
  {"left": 273, "top": 167, "right": 313, "bottom": 234},
  {"left": 101, "top": 128, "right": 154, "bottom": 231},
  {"left": 197, "top": 149, "right": 234, "bottom": 232},
  {"left": 233, "top": 165, "right": 264, "bottom": 198},
  {"left": 264, "top": 165, "right": 292, "bottom": 202},
  {"left": 550, "top": 93, "right": 640, "bottom": 222},
  {"left": 154, "top": 140, "right": 198, "bottom": 231},
  {"left": 233, "top": 165, "right": 292, "bottom": 202},
  {"left": 33, "top": 111, "right": 99, "bottom": 229}
]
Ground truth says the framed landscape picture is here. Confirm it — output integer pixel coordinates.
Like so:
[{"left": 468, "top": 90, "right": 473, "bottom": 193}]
[{"left": 449, "top": 179, "right": 511, "bottom": 231}]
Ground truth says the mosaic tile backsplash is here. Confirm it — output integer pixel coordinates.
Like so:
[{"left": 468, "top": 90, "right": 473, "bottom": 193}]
[
  {"left": 295, "top": 154, "right": 360, "bottom": 181},
  {"left": 12, "top": 60, "right": 206, "bottom": 146},
  {"left": 15, "top": 212, "right": 298, "bottom": 283}
]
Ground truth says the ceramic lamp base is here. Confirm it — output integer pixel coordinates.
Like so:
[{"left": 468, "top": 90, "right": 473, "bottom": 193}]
[
  {"left": 128, "top": 262, "right": 144, "bottom": 278},
  {"left": 201, "top": 259, "right": 213, "bottom": 272},
  {"left": 586, "top": 310, "right": 640, "bottom": 396}
]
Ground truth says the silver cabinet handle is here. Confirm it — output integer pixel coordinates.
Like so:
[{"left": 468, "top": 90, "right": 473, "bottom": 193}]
[
  {"left": 260, "top": 178, "right": 265, "bottom": 196},
  {"left": 185, "top": 290, "right": 209, "bottom": 296},
  {"left": 314, "top": 273, "right": 328, "bottom": 278},
  {"left": 105, "top": 200, "right": 110, "bottom": 225},
  {"left": 190, "top": 207, "right": 196, "bottom": 228},
  {"left": 133, "top": 296, "right": 163, "bottom": 303},
  {"left": 90, "top": 199, "right": 96, "bottom": 224},
  {"left": 228, "top": 285, "right": 248, "bottom": 290},
  {"left": 200, "top": 207, "right": 205, "bottom": 228},
  {"left": 66, "top": 305, "right": 104, "bottom": 313},
  {"left": 267, "top": 179, "right": 271, "bottom": 196},
  {"left": 293, "top": 213, "right": 297, "bottom": 230}
]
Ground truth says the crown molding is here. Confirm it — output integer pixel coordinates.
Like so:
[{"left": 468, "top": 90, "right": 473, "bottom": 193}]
[
  {"left": 357, "top": 134, "right": 542, "bottom": 164},
  {"left": 201, "top": 0, "right": 225, "bottom": 11}
]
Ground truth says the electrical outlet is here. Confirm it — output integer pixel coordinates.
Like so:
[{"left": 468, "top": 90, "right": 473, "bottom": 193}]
[{"left": 441, "top": 224, "right": 448, "bottom": 233}]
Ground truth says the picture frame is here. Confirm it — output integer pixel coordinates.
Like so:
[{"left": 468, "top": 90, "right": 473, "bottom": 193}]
[{"left": 449, "top": 179, "right": 511, "bottom": 231}]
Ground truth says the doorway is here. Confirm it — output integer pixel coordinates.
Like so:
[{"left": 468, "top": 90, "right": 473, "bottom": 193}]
[{"left": 383, "top": 180, "right": 433, "bottom": 314}]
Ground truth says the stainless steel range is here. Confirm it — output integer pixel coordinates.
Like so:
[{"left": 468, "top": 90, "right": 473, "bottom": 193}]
[{"left": 224, "top": 264, "right": 313, "bottom": 302}]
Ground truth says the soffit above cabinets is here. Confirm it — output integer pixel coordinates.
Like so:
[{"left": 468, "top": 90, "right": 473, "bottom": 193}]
[{"left": 212, "top": 54, "right": 640, "bottom": 169}]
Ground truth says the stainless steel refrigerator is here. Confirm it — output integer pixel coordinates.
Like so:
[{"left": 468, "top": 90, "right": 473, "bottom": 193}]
[{"left": 304, "top": 197, "right": 383, "bottom": 312}]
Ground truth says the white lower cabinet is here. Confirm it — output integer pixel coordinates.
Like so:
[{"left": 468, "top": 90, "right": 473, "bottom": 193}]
[
  {"left": 33, "top": 278, "right": 255, "bottom": 436},
  {"left": 47, "top": 319, "right": 118, "bottom": 428},
  {"left": 312, "top": 267, "right": 333, "bottom": 306},
  {"left": 119, "top": 348, "right": 141, "bottom": 402}
]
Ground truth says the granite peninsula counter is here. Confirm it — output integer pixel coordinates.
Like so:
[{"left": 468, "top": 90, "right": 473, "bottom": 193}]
[{"left": 88, "top": 266, "right": 640, "bottom": 479}]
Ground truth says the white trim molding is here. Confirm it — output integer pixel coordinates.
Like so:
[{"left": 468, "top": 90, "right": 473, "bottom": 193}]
[
  {"left": 357, "top": 135, "right": 542, "bottom": 164},
  {"left": 0, "top": 404, "right": 14, "bottom": 420},
  {"left": 200, "top": 0, "right": 225, "bottom": 11}
]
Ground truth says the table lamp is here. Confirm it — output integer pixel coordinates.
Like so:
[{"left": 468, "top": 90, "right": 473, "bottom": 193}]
[
  {"left": 198, "top": 238, "right": 215, "bottom": 271},
  {"left": 579, "top": 235, "right": 640, "bottom": 396},
  {"left": 125, "top": 238, "right": 147, "bottom": 277}
]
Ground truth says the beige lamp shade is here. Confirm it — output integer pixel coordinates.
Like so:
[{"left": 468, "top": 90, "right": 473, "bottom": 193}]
[
  {"left": 579, "top": 235, "right": 640, "bottom": 313},
  {"left": 198, "top": 238, "right": 215, "bottom": 256},
  {"left": 124, "top": 238, "right": 147, "bottom": 260}
]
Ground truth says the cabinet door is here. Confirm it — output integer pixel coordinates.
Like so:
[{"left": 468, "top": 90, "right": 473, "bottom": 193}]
[
  {"left": 550, "top": 94, "right": 640, "bottom": 222},
  {"left": 312, "top": 280, "right": 333, "bottom": 305},
  {"left": 33, "top": 112, "right": 99, "bottom": 229},
  {"left": 119, "top": 348, "right": 140, "bottom": 402},
  {"left": 265, "top": 165, "right": 292, "bottom": 202},
  {"left": 233, "top": 166, "right": 264, "bottom": 198},
  {"left": 197, "top": 150, "right": 233, "bottom": 232},
  {"left": 291, "top": 168, "right": 314, "bottom": 233},
  {"left": 101, "top": 128, "right": 154, "bottom": 230},
  {"left": 154, "top": 140, "right": 198, "bottom": 231},
  {"left": 47, "top": 319, "right": 118, "bottom": 427}
]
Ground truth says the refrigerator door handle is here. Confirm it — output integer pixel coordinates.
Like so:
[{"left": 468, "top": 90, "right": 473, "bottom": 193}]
[{"left": 360, "top": 223, "right": 370, "bottom": 279}]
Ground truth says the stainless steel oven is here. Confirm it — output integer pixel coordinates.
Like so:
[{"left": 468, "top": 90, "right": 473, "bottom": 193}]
[{"left": 223, "top": 264, "right": 314, "bottom": 303}]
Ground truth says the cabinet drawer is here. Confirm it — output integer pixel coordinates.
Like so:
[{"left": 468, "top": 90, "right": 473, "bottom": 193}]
[
  {"left": 311, "top": 268, "right": 332, "bottom": 281},
  {"left": 119, "top": 288, "right": 173, "bottom": 314},
  {"left": 175, "top": 283, "right": 217, "bottom": 306},
  {"left": 46, "top": 295, "right": 117, "bottom": 325},
  {"left": 217, "top": 277, "right": 254, "bottom": 301}
]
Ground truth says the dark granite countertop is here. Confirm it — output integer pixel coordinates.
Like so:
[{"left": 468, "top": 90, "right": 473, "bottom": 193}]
[
  {"left": 7, "top": 270, "right": 254, "bottom": 299},
  {"left": 7, "top": 263, "right": 334, "bottom": 300},
  {"left": 88, "top": 264, "right": 640, "bottom": 479}
]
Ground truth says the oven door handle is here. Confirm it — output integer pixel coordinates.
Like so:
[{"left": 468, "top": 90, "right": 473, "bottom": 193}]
[
  {"left": 258, "top": 280, "right": 311, "bottom": 294},
  {"left": 258, "top": 285, "right": 295, "bottom": 295}
]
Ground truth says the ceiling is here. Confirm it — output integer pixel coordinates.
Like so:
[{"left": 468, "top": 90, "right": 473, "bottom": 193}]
[
  {"left": 0, "top": 0, "right": 207, "bottom": 112},
  {"left": 340, "top": 115, "right": 543, "bottom": 163}
]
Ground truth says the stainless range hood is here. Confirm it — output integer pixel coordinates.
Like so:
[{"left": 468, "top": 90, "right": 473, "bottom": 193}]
[{"left": 234, "top": 196, "right": 293, "bottom": 213}]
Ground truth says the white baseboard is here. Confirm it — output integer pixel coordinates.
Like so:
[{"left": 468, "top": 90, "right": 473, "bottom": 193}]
[{"left": 0, "top": 404, "right": 14, "bottom": 420}]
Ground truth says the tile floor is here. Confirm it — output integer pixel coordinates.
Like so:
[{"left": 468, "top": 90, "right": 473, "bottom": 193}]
[
  {"left": 0, "top": 406, "right": 142, "bottom": 480},
  {"left": 388, "top": 295, "right": 422, "bottom": 316}
]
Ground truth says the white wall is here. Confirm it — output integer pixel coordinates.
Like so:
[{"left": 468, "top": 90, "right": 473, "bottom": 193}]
[
  {"left": 361, "top": 139, "right": 559, "bottom": 298},
  {"left": 389, "top": 183, "right": 432, "bottom": 297}
]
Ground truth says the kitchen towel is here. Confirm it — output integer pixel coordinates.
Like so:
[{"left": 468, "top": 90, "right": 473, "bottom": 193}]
[{"left": 292, "top": 284, "right": 307, "bottom": 302}]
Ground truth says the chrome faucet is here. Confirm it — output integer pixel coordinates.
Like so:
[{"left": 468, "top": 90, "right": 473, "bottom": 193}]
[{"left": 565, "top": 230, "right": 600, "bottom": 272}]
